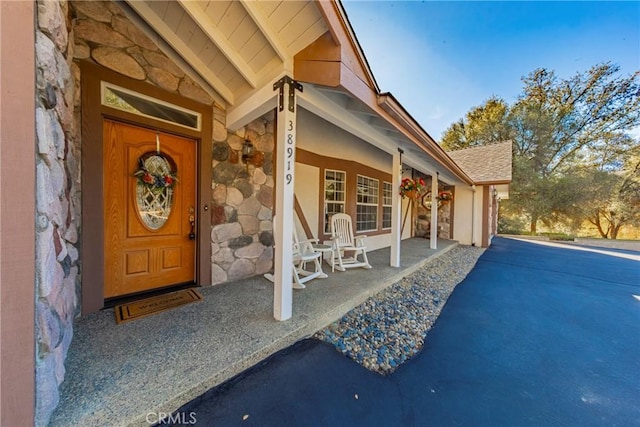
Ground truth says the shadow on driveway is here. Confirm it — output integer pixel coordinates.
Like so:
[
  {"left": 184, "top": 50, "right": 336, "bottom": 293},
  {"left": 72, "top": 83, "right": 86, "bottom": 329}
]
[{"left": 168, "top": 237, "right": 640, "bottom": 426}]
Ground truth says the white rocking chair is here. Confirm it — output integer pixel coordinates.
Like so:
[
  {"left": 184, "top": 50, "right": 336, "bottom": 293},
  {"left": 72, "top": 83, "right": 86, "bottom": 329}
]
[
  {"left": 330, "top": 213, "right": 372, "bottom": 272},
  {"left": 264, "top": 217, "right": 327, "bottom": 289}
]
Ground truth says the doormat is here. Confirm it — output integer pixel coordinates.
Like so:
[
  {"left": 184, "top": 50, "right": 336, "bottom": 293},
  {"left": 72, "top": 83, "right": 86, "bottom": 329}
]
[{"left": 115, "top": 288, "right": 203, "bottom": 324}]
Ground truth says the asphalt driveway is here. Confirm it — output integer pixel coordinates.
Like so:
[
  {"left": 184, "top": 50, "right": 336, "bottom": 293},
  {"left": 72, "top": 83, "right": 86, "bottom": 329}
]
[{"left": 169, "top": 237, "right": 640, "bottom": 426}]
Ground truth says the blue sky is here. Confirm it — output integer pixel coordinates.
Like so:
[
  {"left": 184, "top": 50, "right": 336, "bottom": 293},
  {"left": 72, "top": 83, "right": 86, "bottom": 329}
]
[{"left": 341, "top": 1, "right": 640, "bottom": 141}]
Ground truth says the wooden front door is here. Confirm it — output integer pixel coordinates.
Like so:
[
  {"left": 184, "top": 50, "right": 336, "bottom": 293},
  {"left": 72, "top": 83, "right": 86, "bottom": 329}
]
[{"left": 103, "top": 119, "right": 197, "bottom": 298}]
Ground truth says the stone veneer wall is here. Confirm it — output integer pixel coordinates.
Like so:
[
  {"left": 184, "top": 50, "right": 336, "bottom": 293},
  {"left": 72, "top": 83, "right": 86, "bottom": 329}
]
[
  {"left": 414, "top": 175, "right": 452, "bottom": 239},
  {"left": 35, "top": 1, "right": 79, "bottom": 425},
  {"left": 210, "top": 115, "right": 275, "bottom": 284},
  {"left": 35, "top": 2, "right": 276, "bottom": 423},
  {"left": 70, "top": 1, "right": 214, "bottom": 105}
]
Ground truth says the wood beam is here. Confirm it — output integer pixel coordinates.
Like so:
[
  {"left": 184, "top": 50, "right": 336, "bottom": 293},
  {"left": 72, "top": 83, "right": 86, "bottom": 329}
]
[
  {"left": 178, "top": 0, "right": 258, "bottom": 88},
  {"left": 315, "top": 86, "right": 348, "bottom": 96},
  {"left": 239, "top": 0, "right": 289, "bottom": 64},
  {"left": 126, "top": 0, "right": 236, "bottom": 104},
  {"left": 294, "top": 59, "right": 340, "bottom": 88},
  {"left": 117, "top": 1, "right": 225, "bottom": 107},
  {"left": 226, "top": 79, "right": 279, "bottom": 131}
]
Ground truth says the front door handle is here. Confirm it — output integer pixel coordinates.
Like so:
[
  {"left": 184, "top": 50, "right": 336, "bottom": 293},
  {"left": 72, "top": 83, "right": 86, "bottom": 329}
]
[{"left": 188, "top": 207, "right": 196, "bottom": 240}]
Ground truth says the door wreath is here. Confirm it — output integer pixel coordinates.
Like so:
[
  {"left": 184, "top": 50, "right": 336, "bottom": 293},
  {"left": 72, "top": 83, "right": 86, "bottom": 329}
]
[{"left": 133, "top": 151, "right": 178, "bottom": 230}]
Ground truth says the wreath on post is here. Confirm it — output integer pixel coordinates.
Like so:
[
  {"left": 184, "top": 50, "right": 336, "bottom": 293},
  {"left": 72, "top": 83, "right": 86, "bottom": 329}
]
[
  {"left": 437, "top": 191, "right": 453, "bottom": 202},
  {"left": 133, "top": 152, "right": 178, "bottom": 191}
]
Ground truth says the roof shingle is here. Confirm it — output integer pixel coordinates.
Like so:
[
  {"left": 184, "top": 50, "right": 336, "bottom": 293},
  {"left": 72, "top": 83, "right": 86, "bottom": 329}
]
[{"left": 446, "top": 141, "right": 512, "bottom": 184}]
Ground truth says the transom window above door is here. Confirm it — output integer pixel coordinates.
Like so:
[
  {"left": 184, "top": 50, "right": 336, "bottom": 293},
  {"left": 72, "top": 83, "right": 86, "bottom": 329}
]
[{"left": 101, "top": 82, "right": 201, "bottom": 131}]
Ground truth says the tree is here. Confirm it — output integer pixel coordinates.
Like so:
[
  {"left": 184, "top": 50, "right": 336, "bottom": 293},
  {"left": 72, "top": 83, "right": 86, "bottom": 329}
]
[
  {"left": 578, "top": 152, "right": 640, "bottom": 238},
  {"left": 441, "top": 63, "right": 640, "bottom": 235},
  {"left": 441, "top": 97, "right": 513, "bottom": 150}
]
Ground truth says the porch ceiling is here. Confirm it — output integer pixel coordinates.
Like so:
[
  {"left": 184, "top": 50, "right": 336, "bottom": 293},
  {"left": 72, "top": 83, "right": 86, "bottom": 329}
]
[
  {"left": 303, "top": 85, "right": 467, "bottom": 186},
  {"left": 122, "top": 0, "right": 470, "bottom": 186},
  {"left": 125, "top": 0, "right": 327, "bottom": 106}
]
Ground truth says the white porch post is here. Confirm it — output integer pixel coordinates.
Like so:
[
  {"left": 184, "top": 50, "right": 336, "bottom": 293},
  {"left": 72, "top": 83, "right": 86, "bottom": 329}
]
[
  {"left": 390, "top": 149, "right": 402, "bottom": 267},
  {"left": 273, "top": 76, "right": 302, "bottom": 321},
  {"left": 430, "top": 172, "right": 438, "bottom": 249}
]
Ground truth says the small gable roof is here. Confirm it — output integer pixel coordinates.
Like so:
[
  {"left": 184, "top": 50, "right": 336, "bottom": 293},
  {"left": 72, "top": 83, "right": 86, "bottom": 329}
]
[
  {"left": 293, "top": 1, "right": 474, "bottom": 185},
  {"left": 446, "top": 141, "right": 513, "bottom": 185}
]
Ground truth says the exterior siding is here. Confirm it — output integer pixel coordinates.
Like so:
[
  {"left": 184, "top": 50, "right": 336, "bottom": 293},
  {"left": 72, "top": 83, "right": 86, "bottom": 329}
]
[{"left": 0, "top": 1, "right": 36, "bottom": 424}]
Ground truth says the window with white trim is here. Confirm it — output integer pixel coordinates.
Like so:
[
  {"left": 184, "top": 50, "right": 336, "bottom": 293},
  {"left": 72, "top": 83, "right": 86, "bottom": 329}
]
[
  {"left": 324, "top": 170, "right": 346, "bottom": 233},
  {"left": 356, "top": 175, "right": 379, "bottom": 232},
  {"left": 382, "top": 181, "right": 393, "bottom": 229}
]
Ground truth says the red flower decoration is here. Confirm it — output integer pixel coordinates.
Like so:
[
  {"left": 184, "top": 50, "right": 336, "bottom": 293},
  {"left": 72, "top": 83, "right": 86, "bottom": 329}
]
[
  {"left": 134, "top": 153, "right": 178, "bottom": 191},
  {"left": 399, "top": 177, "right": 426, "bottom": 199},
  {"left": 437, "top": 191, "right": 453, "bottom": 202},
  {"left": 142, "top": 173, "right": 155, "bottom": 184}
]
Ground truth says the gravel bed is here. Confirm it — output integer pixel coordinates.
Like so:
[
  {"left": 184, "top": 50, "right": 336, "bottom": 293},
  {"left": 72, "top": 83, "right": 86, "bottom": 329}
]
[{"left": 314, "top": 245, "right": 485, "bottom": 375}]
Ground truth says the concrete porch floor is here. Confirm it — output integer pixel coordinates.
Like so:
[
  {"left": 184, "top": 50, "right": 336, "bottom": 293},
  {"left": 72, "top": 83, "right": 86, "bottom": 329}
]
[{"left": 49, "top": 238, "right": 458, "bottom": 427}]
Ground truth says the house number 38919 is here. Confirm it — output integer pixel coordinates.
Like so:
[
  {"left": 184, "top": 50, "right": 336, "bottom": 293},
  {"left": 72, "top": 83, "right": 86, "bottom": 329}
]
[{"left": 285, "top": 120, "right": 294, "bottom": 185}]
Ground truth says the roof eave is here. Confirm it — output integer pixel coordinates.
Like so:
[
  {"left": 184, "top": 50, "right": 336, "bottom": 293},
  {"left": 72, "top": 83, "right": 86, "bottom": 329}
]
[
  {"left": 473, "top": 179, "right": 512, "bottom": 186},
  {"left": 377, "top": 93, "right": 474, "bottom": 185}
]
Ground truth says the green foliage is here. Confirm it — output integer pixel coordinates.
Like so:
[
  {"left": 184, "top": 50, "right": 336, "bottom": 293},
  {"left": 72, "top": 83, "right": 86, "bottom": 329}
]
[
  {"left": 582, "top": 151, "right": 640, "bottom": 238},
  {"left": 539, "top": 232, "right": 575, "bottom": 241},
  {"left": 442, "top": 63, "right": 640, "bottom": 237},
  {"left": 511, "top": 64, "right": 639, "bottom": 176},
  {"left": 441, "top": 97, "right": 513, "bottom": 150},
  {"left": 497, "top": 215, "right": 527, "bottom": 234}
]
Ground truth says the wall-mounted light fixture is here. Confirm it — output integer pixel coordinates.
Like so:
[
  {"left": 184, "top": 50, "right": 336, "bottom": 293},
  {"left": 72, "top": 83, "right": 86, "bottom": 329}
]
[{"left": 242, "top": 140, "right": 255, "bottom": 163}]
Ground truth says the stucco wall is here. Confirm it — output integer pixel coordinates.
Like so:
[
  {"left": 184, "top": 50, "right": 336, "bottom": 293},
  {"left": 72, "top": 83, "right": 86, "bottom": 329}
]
[
  {"left": 295, "top": 162, "right": 321, "bottom": 235},
  {"left": 296, "top": 108, "right": 394, "bottom": 252},
  {"left": 453, "top": 186, "right": 475, "bottom": 245},
  {"left": 453, "top": 185, "right": 495, "bottom": 248},
  {"left": 1, "top": 1, "right": 37, "bottom": 424},
  {"left": 295, "top": 158, "right": 396, "bottom": 252}
]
